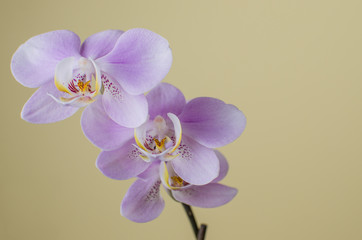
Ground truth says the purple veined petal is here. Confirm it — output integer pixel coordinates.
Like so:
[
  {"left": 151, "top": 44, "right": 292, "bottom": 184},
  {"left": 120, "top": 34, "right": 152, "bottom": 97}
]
[
  {"left": 172, "top": 183, "right": 238, "bottom": 208},
  {"left": 97, "top": 28, "right": 173, "bottom": 95},
  {"left": 11, "top": 30, "right": 81, "bottom": 88},
  {"left": 121, "top": 178, "right": 164, "bottom": 223},
  {"left": 179, "top": 97, "right": 246, "bottom": 148},
  {"left": 212, "top": 150, "right": 229, "bottom": 183},
  {"left": 21, "top": 81, "right": 79, "bottom": 124},
  {"left": 171, "top": 136, "right": 219, "bottom": 185},
  {"left": 101, "top": 74, "right": 148, "bottom": 128},
  {"left": 80, "top": 30, "right": 124, "bottom": 59},
  {"left": 146, "top": 83, "right": 186, "bottom": 119},
  {"left": 81, "top": 98, "right": 134, "bottom": 151},
  {"left": 96, "top": 139, "right": 150, "bottom": 180}
]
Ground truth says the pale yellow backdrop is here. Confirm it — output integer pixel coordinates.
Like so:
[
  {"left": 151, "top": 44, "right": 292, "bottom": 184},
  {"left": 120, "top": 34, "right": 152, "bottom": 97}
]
[{"left": 1, "top": 0, "right": 362, "bottom": 239}]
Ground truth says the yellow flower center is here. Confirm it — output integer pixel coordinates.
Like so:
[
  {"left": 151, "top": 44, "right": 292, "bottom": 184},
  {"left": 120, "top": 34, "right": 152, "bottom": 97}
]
[
  {"left": 154, "top": 137, "right": 167, "bottom": 151},
  {"left": 77, "top": 80, "right": 91, "bottom": 92},
  {"left": 171, "top": 176, "right": 184, "bottom": 187}
]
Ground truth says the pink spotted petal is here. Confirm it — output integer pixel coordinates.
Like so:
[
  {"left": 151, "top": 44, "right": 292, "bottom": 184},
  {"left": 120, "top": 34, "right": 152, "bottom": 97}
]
[
  {"left": 171, "top": 136, "right": 219, "bottom": 185},
  {"left": 96, "top": 139, "right": 150, "bottom": 180},
  {"left": 121, "top": 177, "right": 164, "bottom": 223},
  {"left": 102, "top": 75, "right": 148, "bottom": 128}
]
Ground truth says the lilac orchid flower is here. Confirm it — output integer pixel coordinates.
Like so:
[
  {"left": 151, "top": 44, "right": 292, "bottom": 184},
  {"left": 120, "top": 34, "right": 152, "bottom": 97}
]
[
  {"left": 81, "top": 82, "right": 246, "bottom": 186},
  {"left": 121, "top": 150, "right": 237, "bottom": 223},
  {"left": 11, "top": 29, "right": 172, "bottom": 127}
]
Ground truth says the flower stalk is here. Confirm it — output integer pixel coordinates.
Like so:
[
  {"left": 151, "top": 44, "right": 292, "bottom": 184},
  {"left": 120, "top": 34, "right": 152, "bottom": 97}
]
[
  {"left": 197, "top": 224, "right": 207, "bottom": 240},
  {"left": 182, "top": 203, "right": 207, "bottom": 240}
]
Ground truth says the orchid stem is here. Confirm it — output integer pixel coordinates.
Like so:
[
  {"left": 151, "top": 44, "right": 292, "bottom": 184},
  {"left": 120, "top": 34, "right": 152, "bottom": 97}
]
[
  {"left": 181, "top": 203, "right": 207, "bottom": 240},
  {"left": 197, "top": 224, "right": 207, "bottom": 240},
  {"left": 182, "top": 203, "right": 199, "bottom": 237}
]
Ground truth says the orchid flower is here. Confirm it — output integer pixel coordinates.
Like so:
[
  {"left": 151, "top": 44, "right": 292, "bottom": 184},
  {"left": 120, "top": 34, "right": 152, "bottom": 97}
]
[
  {"left": 11, "top": 29, "right": 172, "bottom": 127},
  {"left": 121, "top": 150, "right": 237, "bottom": 223},
  {"left": 81, "top": 82, "right": 246, "bottom": 185}
]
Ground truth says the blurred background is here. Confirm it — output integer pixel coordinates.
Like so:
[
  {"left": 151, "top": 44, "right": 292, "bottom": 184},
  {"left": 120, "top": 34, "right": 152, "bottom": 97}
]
[{"left": 1, "top": 0, "right": 362, "bottom": 239}]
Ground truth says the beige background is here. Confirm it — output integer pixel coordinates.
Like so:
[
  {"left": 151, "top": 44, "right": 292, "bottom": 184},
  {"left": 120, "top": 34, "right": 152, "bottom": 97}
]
[{"left": 1, "top": 0, "right": 362, "bottom": 239}]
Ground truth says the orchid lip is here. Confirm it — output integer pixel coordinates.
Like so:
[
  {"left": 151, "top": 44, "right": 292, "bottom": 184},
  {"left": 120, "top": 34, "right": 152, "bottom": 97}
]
[
  {"left": 51, "top": 57, "right": 102, "bottom": 107},
  {"left": 161, "top": 162, "right": 191, "bottom": 191},
  {"left": 133, "top": 113, "right": 182, "bottom": 162},
  {"left": 132, "top": 144, "right": 173, "bottom": 162}
]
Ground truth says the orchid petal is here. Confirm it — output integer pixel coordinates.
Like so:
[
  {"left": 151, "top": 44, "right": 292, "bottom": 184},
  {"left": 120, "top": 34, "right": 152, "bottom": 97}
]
[
  {"left": 171, "top": 136, "right": 219, "bottom": 185},
  {"left": 96, "top": 139, "right": 150, "bottom": 180},
  {"left": 138, "top": 161, "right": 160, "bottom": 180},
  {"left": 81, "top": 99, "right": 134, "bottom": 151},
  {"left": 11, "top": 30, "right": 80, "bottom": 88},
  {"left": 80, "top": 30, "right": 124, "bottom": 59},
  {"left": 146, "top": 83, "right": 186, "bottom": 118},
  {"left": 212, "top": 150, "right": 229, "bottom": 183},
  {"left": 179, "top": 97, "right": 246, "bottom": 148},
  {"left": 98, "top": 28, "right": 172, "bottom": 95},
  {"left": 102, "top": 75, "right": 148, "bottom": 128},
  {"left": 21, "top": 81, "right": 78, "bottom": 124},
  {"left": 121, "top": 178, "right": 164, "bottom": 223},
  {"left": 172, "top": 183, "right": 237, "bottom": 208}
]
